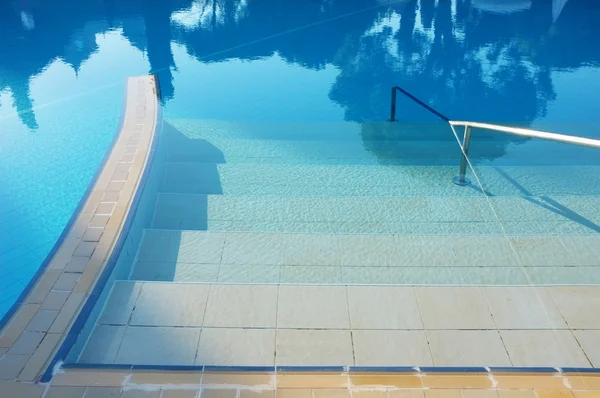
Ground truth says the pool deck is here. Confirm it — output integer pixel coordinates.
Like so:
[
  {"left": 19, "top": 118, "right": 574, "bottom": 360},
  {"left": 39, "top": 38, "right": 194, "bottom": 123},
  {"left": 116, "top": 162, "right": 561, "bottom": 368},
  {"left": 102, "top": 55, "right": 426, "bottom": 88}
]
[{"left": 1, "top": 75, "right": 600, "bottom": 396}]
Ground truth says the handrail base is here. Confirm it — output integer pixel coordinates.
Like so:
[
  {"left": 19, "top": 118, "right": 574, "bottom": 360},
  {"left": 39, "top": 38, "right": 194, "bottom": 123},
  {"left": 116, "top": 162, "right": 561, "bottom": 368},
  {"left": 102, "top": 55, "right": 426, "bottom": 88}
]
[{"left": 453, "top": 176, "right": 471, "bottom": 186}]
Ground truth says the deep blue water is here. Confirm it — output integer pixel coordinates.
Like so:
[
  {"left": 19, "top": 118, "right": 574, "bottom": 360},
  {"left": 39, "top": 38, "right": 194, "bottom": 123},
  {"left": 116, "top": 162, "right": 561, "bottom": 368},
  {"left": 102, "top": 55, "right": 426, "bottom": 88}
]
[{"left": 1, "top": 0, "right": 600, "bottom": 319}]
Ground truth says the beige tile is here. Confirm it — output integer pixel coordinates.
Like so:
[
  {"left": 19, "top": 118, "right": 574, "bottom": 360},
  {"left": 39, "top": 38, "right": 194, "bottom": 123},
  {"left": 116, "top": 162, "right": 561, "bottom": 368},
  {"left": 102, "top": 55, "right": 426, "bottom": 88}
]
[
  {"left": 347, "top": 286, "right": 422, "bottom": 329},
  {"left": 103, "top": 191, "right": 120, "bottom": 202},
  {"left": 573, "top": 330, "right": 600, "bottom": 367},
  {"left": 350, "top": 375, "right": 421, "bottom": 388},
  {"left": 82, "top": 228, "right": 104, "bottom": 242},
  {"left": 276, "top": 373, "right": 346, "bottom": 389},
  {"left": 313, "top": 390, "right": 352, "bottom": 398},
  {"left": 204, "top": 285, "right": 277, "bottom": 328},
  {"left": 27, "top": 269, "right": 61, "bottom": 304},
  {"left": 338, "top": 234, "right": 398, "bottom": 266},
  {"left": 129, "top": 372, "right": 201, "bottom": 385},
  {"left": 45, "top": 386, "right": 87, "bottom": 398},
  {"left": 65, "top": 256, "right": 90, "bottom": 273},
  {"left": 201, "top": 390, "right": 237, "bottom": 398},
  {"left": 91, "top": 215, "right": 110, "bottom": 228},
  {"left": 0, "top": 379, "right": 44, "bottom": 398},
  {"left": 48, "top": 292, "right": 85, "bottom": 334},
  {"left": 353, "top": 330, "right": 432, "bottom": 366},
  {"left": 497, "top": 392, "right": 536, "bottom": 398},
  {"left": 275, "top": 390, "right": 311, "bottom": 398},
  {"left": 25, "top": 310, "right": 58, "bottom": 332},
  {"left": 99, "top": 282, "right": 142, "bottom": 325},
  {"left": 424, "top": 391, "right": 461, "bottom": 398},
  {"left": 0, "top": 354, "right": 29, "bottom": 380},
  {"left": 548, "top": 287, "right": 600, "bottom": 329},
  {"left": 351, "top": 392, "right": 387, "bottom": 398},
  {"left": 460, "top": 392, "right": 499, "bottom": 398},
  {"left": 500, "top": 330, "right": 590, "bottom": 367},
  {"left": 388, "top": 391, "right": 425, "bottom": 398},
  {"left": 41, "top": 290, "right": 71, "bottom": 310},
  {"left": 0, "top": 304, "right": 40, "bottom": 348},
  {"left": 281, "top": 234, "right": 340, "bottom": 266},
  {"left": 115, "top": 326, "right": 200, "bottom": 365},
  {"left": 162, "top": 391, "right": 200, "bottom": 398},
  {"left": 130, "top": 283, "right": 210, "bottom": 327},
  {"left": 481, "top": 287, "right": 567, "bottom": 329},
  {"left": 51, "top": 370, "right": 128, "bottom": 386},
  {"left": 196, "top": 328, "right": 275, "bottom": 366},
  {"left": 240, "top": 391, "right": 274, "bottom": 398},
  {"left": 202, "top": 373, "right": 272, "bottom": 387},
  {"left": 79, "top": 325, "right": 126, "bottom": 363},
  {"left": 74, "top": 241, "right": 97, "bottom": 257},
  {"left": 7, "top": 331, "right": 45, "bottom": 355},
  {"left": 421, "top": 376, "right": 491, "bottom": 389},
  {"left": 415, "top": 287, "right": 495, "bottom": 329},
  {"left": 221, "top": 233, "right": 282, "bottom": 265},
  {"left": 278, "top": 286, "right": 349, "bottom": 329},
  {"left": 17, "top": 333, "right": 61, "bottom": 382},
  {"left": 84, "top": 387, "right": 122, "bottom": 398},
  {"left": 275, "top": 329, "right": 353, "bottom": 366},
  {"left": 121, "top": 390, "right": 161, "bottom": 398},
  {"left": 427, "top": 330, "right": 511, "bottom": 366},
  {"left": 53, "top": 272, "right": 81, "bottom": 291}
]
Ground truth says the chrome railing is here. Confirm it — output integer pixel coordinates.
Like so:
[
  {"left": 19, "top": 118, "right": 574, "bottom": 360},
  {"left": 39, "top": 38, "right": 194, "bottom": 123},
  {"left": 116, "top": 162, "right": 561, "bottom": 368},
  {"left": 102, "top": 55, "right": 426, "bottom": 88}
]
[{"left": 389, "top": 86, "right": 600, "bottom": 186}]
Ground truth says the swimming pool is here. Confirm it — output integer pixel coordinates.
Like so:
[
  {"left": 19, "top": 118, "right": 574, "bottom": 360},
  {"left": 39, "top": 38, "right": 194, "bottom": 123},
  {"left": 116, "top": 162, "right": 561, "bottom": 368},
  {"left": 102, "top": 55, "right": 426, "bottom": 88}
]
[{"left": 2, "top": 0, "right": 600, "bottom": 368}]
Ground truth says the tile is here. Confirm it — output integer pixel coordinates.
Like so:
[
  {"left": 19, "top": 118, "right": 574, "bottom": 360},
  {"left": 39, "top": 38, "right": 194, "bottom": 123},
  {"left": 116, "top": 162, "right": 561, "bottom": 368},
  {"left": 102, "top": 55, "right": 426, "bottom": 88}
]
[
  {"left": 275, "top": 329, "right": 353, "bottom": 366},
  {"left": 82, "top": 228, "right": 104, "bottom": 242},
  {"left": 452, "top": 236, "right": 519, "bottom": 266},
  {"left": 280, "top": 234, "right": 340, "bottom": 266},
  {"left": 48, "top": 292, "right": 84, "bottom": 334},
  {"left": 427, "top": 330, "right": 511, "bottom": 366},
  {"left": 121, "top": 391, "right": 161, "bottom": 398},
  {"left": 526, "top": 267, "right": 600, "bottom": 285},
  {"left": 0, "top": 379, "right": 44, "bottom": 397},
  {"left": 573, "top": 330, "right": 600, "bottom": 367},
  {"left": 7, "top": 331, "right": 45, "bottom": 355},
  {"left": 54, "top": 272, "right": 81, "bottom": 291},
  {"left": 560, "top": 236, "right": 600, "bottom": 266},
  {"left": 203, "top": 285, "right": 277, "bottom": 328},
  {"left": 534, "top": 393, "right": 574, "bottom": 398},
  {"left": 79, "top": 325, "right": 126, "bottom": 364},
  {"left": 45, "top": 386, "right": 87, "bottom": 398},
  {"left": 239, "top": 391, "right": 274, "bottom": 398},
  {"left": 460, "top": 392, "right": 499, "bottom": 398},
  {"left": 338, "top": 234, "right": 398, "bottom": 266},
  {"left": 280, "top": 266, "right": 342, "bottom": 284},
  {"left": 414, "top": 287, "right": 495, "bottom": 329},
  {"left": 98, "top": 282, "right": 142, "bottom": 325},
  {"left": 497, "top": 392, "right": 536, "bottom": 398},
  {"left": 84, "top": 387, "right": 122, "bottom": 398},
  {"left": 221, "top": 233, "right": 282, "bottom": 265},
  {"left": 25, "top": 310, "right": 58, "bottom": 332},
  {"left": 394, "top": 236, "right": 463, "bottom": 266},
  {"left": 201, "top": 373, "right": 272, "bottom": 387},
  {"left": 481, "top": 287, "right": 567, "bottom": 329},
  {"left": 201, "top": 390, "right": 237, "bottom": 398},
  {"left": 115, "top": 326, "right": 200, "bottom": 365},
  {"left": 351, "top": 392, "right": 387, "bottom": 398},
  {"left": 130, "top": 283, "right": 210, "bottom": 327},
  {"left": 277, "top": 286, "right": 349, "bottom": 329},
  {"left": 548, "top": 287, "right": 600, "bottom": 329},
  {"left": 312, "top": 390, "right": 352, "bottom": 398},
  {"left": 387, "top": 391, "right": 425, "bottom": 398},
  {"left": 276, "top": 373, "right": 347, "bottom": 389},
  {"left": 90, "top": 215, "right": 110, "bottom": 228},
  {"left": 136, "top": 230, "right": 182, "bottom": 262},
  {"left": 342, "top": 266, "right": 406, "bottom": 284},
  {"left": 64, "top": 256, "right": 90, "bottom": 273},
  {"left": 218, "top": 265, "right": 280, "bottom": 283},
  {"left": 196, "top": 328, "right": 275, "bottom": 366},
  {"left": 508, "top": 237, "right": 572, "bottom": 266},
  {"left": 424, "top": 391, "right": 461, "bottom": 398},
  {"left": 41, "top": 290, "right": 71, "bottom": 310},
  {"left": 131, "top": 262, "right": 219, "bottom": 282},
  {"left": 162, "top": 391, "right": 200, "bottom": 398},
  {"left": 0, "top": 354, "right": 29, "bottom": 379},
  {"left": 347, "top": 286, "right": 422, "bottom": 329},
  {"left": 178, "top": 232, "right": 226, "bottom": 264},
  {"left": 420, "top": 376, "right": 492, "bottom": 389},
  {"left": 461, "top": 267, "right": 530, "bottom": 285},
  {"left": 500, "top": 330, "right": 590, "bottom": 367},
  {"left": 352, "top": 330, "right": 433, "bottom": 366},
  {"left": 16, "top": 333, "right": 61, "bottom": 382},
  {"left": 129, "top": 372, "right": 201, "bottom": 385}
]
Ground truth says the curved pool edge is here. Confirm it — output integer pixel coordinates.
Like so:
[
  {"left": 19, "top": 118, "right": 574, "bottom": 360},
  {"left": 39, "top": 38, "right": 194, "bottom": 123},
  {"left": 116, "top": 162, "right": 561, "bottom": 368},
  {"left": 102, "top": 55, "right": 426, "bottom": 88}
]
[{"left": 0, "top": 75, "right": 160, "bottom": 384}]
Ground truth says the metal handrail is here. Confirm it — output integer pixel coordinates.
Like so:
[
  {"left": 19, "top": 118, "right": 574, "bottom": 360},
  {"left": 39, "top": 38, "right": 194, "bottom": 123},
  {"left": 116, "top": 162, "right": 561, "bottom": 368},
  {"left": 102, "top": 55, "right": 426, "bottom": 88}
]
[{"left": 389, "top": 86, "right": 600, "bottom": 186}]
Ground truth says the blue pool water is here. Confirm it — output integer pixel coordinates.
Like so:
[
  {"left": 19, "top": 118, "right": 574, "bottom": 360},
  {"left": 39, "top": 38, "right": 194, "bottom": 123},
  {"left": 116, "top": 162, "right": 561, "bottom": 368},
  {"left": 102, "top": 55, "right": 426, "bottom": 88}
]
[{"left": 2, "top": 0, "right": 600, "bottom": 324}]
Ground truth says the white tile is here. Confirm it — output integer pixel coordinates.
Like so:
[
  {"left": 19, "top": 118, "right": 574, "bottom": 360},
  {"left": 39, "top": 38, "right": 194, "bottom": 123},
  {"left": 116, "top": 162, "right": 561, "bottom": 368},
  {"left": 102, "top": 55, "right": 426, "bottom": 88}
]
[
  {"left": 394, "top": 236, "right": 463, "bottom": 267},
  {"left": 500, "top": 330, "right": 590, "bottom": 367},
  {"left": 347, "top": 287, "right": 422, "bottom": 329},
  {"left": 196, "top": 328, "right": 275, "bottom": 366},
  {"left": 452, "top": 236, "right": 519, "bottom": 266},
  {"left": 130, "top": 283, "right": 210, "bottom": 327},
  {"left": 573, "top": 330, "right": 600, "bottom": 367},
  {"left": 280, "top": 266, "right": 342, "bottom": 284},
  {"left": 461, "top": 267, "right": 529, "bottom": 285},
  {"left": 221, "top": 233, "right": 282, "bottom": 265},
  {"left": 137, "top": 230, "right": 181, "bottom": 262},
  {"left": 115, "top": 326, "right": 201, "bottom": 365},
  {"left": 560, "top": 236, "right": 600, "bottom": 266},
  {"left": 427, "top": 330, "right": 511, "bottom": 366},
  {"left": 131, "top": 262, "right": 219, "bottom": 282},
  {"left": 280, "top": 234, "right": 340, "bottom": 266},
  {"left": 178, "top": 232, "right": 226, "bottom": 264},
  {"left": 278, "top": 286, "right": 349, "bottom": 329},
  {"left": 508, "top": 236, "right": 573, "bottom": 266},
  {"left": 481, "top": 287, "right": 567, "bottom": 329},
  {"left": 276, "top": 329, "right": 353, "bottom": 366},
  {"left": 98, "top": 282, "right": 142, "bottom": 325},
  {"left": 218, "top": 265, "right": 280, "bottom": 283},
  {"left": 353, "top": 330, "right": 432, "bottom": 366},
  {"left": 338, "top": 235, "right": 398, "bottom": 266},
  {"left": 203, "top": 285, "right": 277, "bottom": 328},
  {"left": 548, "top": 286, "right": 600, "bottom": 329},
  {"left": 414, "top": 287, "right": 495, "bottom": 329},
  {"left": 79, "top": 325, "right": 126, "bottom": 364}
]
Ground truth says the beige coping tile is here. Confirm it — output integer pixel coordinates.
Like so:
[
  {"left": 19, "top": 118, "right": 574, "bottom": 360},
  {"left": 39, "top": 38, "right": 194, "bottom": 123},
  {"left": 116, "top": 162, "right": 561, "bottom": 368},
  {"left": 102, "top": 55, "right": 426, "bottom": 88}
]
[
  {"left": 424, "top": 391, "right": 462, "bottom": 398},
  {"left": 494, "top": 376, "right": 568, "bottom": 390},
  {"left": 480, "top": 287, "right": 567, "bottom": 329},
  {"left": 129, "top": 371, "right": 202, "bottom": 385},
  {"left": 565, "top": 376, "right": 600, "bottom": 390},
  {"left": 103, "top": 191, "right": 120, "bottom": 202},
  {"left": 48, "top": 292, "right": 85, "bottom": 334},
  {"left": 41, "top": 290, "right": 71, "bottom": 310},
  {"left": 460, "top": 391, "right": 499, "bottom": 398},
  {"left": 276, "top": 389, "right": 312, "bottom": 398},
  {"left": 116, "top": 162, "right": 132, "bottom": 173},
  {"left": 52, "top": 370, "right": 130, "bottom": 387},
  {"left": 121, "top": 153, "right": 135, "bottom": 163},
  {"left": 346, "top": 286, "right": 423, "bottom": 329},
  {"left": 50, "top": 239, "right": 80, "bottom": 269},
  {"left": 91, "top": 214, "right": 111, "bottom": 228},
  {"left": 25, "top": 309, "right": 58, "bottom": 332},
  {"left": 388, "top": 391, "right": 425, "bottom": 398},
  {"left": 65, "top": 256, "right": 91, "bottom": 273},
  {"left": 53, "top": 272, "right": 81, "bottom": 291},
  {"left": 0, "top": 304, "right": 40, "bottom": 347},
  {"left": 352, "top": 330, "right": 433, "bottom": 366},
  {"left": 97, "top": 202, "right": 116, "bottom": 215},
  {"left": 68, "top": 213, "right": 94, "bottom": 240},
  {"left": 45, "top": 386, "right": 87, "bottom": 398},
  {"left": 275, "top": 330, "right": 353, "bottom": 366},
  {"left": 548, "top": 287, "right": 600, "bottom": 329},
  {"left": 27, "top": 269, "right": 61, "bottom": 304},
  {"left": 106, "top": 206, "right": 127, "bottom": 231},
  {"left": 427, "top": 330, "right": 511, "bottom": 367},
  {"left": 0, "top": 354, "right": 29, "bottom": 379},
  {"left": 500, "top": 330, "right": 590, "bottom": 367},
  {"left": 313, "top": 389, "right": 352, "bottom": 398},
  {"left": 204, "top": 285, "right": 278, "bottom": 328},
  {"left": 162, "top": 390, "right": 201, "bottom": 398},
  {"left": 83, "top": 227, "right": 104, "bottom": 242},
  {"left": 420, "top": 375, "right": 492, "bottom": 389},
  {"left": 534, "top": 392, "right": 575, "bottom": 398},
  {"left": 73, "top": 263, "right": 104, "bottom": 294},
  {"left": 200, "top": 389, "right": 238, "bottom": 398},
  {"left": 240, "top": 391, "right": 275, "bottom": 398},
  {"left": 121, "top": 390, "right": 161, "bottom": 398},
  {"left": 96, "top": 229, "right": 118, "bottom": 253},
  {"left": 112, "top": 170, "right": 129, "bottom": 182},
  {"left": 107, "top": 181, "right": 125, "bottom": 192},
  {"left": 0, "top": 380, "right": 45, "bottom": 398},
  {"left": 202, "top": 372, "right": 273, "bottom": 388},
  {"left": 83, "top": 191, "right": 103, "bottom": 214},
  {"left": 74, "top": 241, "right": 97, "bottom": 257},
  {"left": 349, "top": 375, "right": 421, "bottom": 388},
  {"left": 276, "top": 373, "right": 347, "bottom": 389},
  {"left": 497, "top": 391, "right": 537, "bottom": 398},
  {"left": 17, "top": 333, "right": 61, "bottom": 382},
  {"left": 571, "top": 392, "right": 600, "bottom": 398},
  {"left": 351, "top": 391, "right": 387, "bottom": 398},
  {"left": 414, "top": 287, "right": 495, "bottom": 329},
  {"left": 7, "top": 331, "right": 45, "bottom": 355},
  {"left": 84, "top": 386, "right": 123, "bottom": 398},
  {"left": 277, "top": 286, "right": 349, "bottom": 329}
]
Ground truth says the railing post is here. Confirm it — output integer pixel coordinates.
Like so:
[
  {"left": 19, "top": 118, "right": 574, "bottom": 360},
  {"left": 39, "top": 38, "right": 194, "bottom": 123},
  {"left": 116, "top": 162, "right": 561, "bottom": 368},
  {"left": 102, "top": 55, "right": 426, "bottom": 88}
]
[
  {"left": 390, "top": 87, "right": 397, "bottom": 122},
  {"left": 453, "top": 125, "right": 472, "bottom": 186}
]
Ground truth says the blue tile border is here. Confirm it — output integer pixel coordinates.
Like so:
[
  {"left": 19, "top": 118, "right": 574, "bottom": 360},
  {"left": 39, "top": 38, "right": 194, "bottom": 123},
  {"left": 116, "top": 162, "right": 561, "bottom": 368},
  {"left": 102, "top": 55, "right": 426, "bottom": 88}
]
[
  {"left": 418, "top": 366, "right": 488, "bottom": 373},
  {"left": 39, "top": 76, "right": 163, "bottom": 383},
  {"left": 277, "top": 366, "right": 345, "bottom": 372},
  {"left": 489, "top": 367, "right": 559, "bottom": 373},
  {"left": 203, "top": 366, "right": 276, "bottom": 372},
  {"left": 560, "top": 367, "right": 600, "bottom": 374},
  {"left": 348, "top": 366, "right": 417, "bottom": 373}
]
